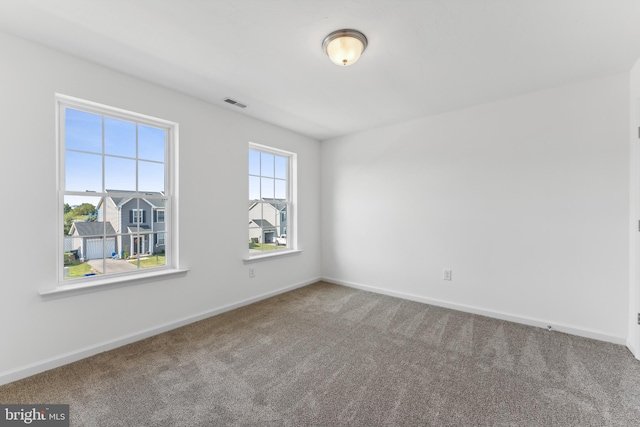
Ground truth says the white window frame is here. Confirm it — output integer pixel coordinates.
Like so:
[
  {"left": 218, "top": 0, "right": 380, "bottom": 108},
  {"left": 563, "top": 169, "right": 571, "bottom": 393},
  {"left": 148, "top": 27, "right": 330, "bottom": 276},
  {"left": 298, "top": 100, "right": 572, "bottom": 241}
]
[
  {"left": 245, "top": 142, "right": 300, "bottom": 262},
  {"left": 131, "top": 208, "right": 144, "bottom": 224},
  {"left": 156, "top": 210, "right": 165, "bottom": 223},
  {"left": 44, "top": 94, "right": 183, "bottom": 297}
]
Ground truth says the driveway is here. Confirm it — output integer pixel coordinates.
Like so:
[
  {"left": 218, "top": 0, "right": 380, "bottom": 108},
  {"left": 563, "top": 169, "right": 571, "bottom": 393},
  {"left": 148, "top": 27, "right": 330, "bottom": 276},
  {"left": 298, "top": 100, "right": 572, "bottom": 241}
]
[{"left": 87, "top": 258, "right": 138, "bottom": 273}]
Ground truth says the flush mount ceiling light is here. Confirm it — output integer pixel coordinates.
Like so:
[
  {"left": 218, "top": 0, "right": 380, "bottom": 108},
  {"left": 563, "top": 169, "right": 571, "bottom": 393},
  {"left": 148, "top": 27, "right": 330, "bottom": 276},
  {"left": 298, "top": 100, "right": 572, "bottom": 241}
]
[{"left": 322, "top": 29, "right": 368, "bottom": 66}]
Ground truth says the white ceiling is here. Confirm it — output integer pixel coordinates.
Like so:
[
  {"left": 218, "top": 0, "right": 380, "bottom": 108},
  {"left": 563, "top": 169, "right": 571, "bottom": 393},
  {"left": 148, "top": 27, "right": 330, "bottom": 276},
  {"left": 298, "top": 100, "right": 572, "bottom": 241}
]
[{"left": 2, "top": 0, "right": 640, "bottom": 141}]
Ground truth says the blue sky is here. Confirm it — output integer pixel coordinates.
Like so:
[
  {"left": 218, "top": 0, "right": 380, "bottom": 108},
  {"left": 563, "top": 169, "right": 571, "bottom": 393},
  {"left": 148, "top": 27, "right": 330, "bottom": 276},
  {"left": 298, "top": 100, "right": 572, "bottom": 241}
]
[
  {"left": 65, "top": 108, "right": 166, "bottom": 207},
  {"left": 65, "top": 109, "right": 287, "bottom": 208},
  {"left": 249, "top": 149, "right": 287, "bottom": 201}
]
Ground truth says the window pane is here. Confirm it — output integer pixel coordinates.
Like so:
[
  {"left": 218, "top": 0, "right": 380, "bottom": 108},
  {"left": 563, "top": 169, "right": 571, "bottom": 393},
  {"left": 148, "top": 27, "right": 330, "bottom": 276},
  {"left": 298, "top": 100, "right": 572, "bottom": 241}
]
[
  {"left": 274, "top": 179, "right": 286, "bottom": 200},
  {"left": 63, "top": 195, "right": 100, "bottom": 237},
  {"left": 63, "top": 194, "right": 102, "bottom": 280},
  {"left": 249, "top": 149, "right": 260, "bottom": 176},
  {"left": 104, "top": 117, "right": 136, "bottom": 158},
  {"left": 139, "top": 125, "right": 165, "bottom": 162},
  {"left": 65, "top": 108, "right": 102, "bottom": 153},
  {"left": 138, "top": 160, "right": 165, "bottom": 193},
  {"left": 249, "top": 176, "right": 260, "bottom": 200},
  {"left": 65, "top": 151, "right": 102, "bottom": 192},
  {"left": 261, "top": 152, "right": 274, "bottom": 178},
  {"left": 261, "top": 177, "right": 274, "bottom": 199},
  {"left": 275, "top": 155, "right": 287, "bottom": 179},
  {"left": 105, "top": 156, "right": 136, "bottom": 191}
]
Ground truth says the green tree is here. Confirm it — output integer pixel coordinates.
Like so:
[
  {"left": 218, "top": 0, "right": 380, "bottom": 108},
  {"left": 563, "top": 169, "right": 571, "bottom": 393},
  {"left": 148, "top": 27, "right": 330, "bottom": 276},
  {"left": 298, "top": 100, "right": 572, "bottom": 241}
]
[
  {"left": 73, "top": 203, "right": 97, "bottom": 217},
  {"left": 64, "top": 211, "right": 76, "bottom": 235},
  {"left": 63, "top": 203, "right": 98, "bottom": 235}
]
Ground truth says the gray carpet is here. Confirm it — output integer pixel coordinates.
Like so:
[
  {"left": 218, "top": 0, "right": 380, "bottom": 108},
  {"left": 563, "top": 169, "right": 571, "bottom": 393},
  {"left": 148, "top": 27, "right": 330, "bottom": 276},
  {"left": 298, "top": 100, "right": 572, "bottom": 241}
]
[{"left": 1, "top": 281, "right": 640, "bottom": 426}]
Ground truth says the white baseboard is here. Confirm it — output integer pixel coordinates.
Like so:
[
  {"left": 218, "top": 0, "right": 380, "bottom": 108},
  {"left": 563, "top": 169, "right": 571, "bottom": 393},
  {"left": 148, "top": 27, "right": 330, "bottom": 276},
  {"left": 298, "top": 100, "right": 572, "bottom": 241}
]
[
  {"left": 321, "top": 276, "right": 627, "bottom": 347},
  {"left": 0, "top": 277, "right": 320, "bottom": 386}
]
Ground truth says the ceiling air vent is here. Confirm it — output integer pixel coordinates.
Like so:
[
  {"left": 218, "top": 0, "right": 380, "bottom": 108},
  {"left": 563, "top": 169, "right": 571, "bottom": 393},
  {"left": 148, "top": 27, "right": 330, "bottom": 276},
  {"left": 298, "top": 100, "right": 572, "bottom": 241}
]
[{"left": 223, "top": 98, "right": 247, "bottom": 108}]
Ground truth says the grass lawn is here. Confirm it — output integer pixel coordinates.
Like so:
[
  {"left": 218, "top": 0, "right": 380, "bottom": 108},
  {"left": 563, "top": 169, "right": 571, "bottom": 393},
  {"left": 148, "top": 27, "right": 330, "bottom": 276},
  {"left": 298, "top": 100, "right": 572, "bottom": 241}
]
[
  {"left": 65, "top": 260, "right": 96, "bottom": 278},
  {"left": 249, "top": 242, "right": 278, "bottom": 251},
  {"left": 129, "top": 254, "right": 166, "bottom": 268}
]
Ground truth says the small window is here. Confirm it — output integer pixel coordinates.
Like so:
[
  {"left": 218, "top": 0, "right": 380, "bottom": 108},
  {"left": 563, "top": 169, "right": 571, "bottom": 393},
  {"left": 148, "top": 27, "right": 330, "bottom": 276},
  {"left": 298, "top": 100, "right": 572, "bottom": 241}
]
[
  {"left": 155, "top": 210, "right": 165, "bottom": 223},
  {"left": 58, "top": 94, "right": 177, "bottom": 285},
  {"left": 248, "top": 144, "right": 295, "bottom": 256},
  {"left": 130, "top": 209, "right": 145, "bottom": 224}
]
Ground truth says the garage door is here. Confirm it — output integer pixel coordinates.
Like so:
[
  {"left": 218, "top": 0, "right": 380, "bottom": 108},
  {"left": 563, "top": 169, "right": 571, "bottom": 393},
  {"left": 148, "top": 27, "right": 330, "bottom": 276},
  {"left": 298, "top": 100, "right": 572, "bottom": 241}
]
[{"left": 85, "top": 238, "right": 116, "bottom": 260}]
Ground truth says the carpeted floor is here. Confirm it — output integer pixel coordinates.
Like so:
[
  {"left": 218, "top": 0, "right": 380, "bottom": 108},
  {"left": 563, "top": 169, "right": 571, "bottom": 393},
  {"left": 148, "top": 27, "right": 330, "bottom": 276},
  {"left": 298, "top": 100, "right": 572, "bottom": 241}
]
[{"left": 1, "top": 281, "right": 640, "bottom": 426}]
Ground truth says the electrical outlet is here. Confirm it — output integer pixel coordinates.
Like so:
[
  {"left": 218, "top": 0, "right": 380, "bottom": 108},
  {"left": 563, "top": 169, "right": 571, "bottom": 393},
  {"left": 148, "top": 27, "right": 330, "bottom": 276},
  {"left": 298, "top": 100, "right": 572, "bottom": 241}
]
[
  {"left": 443, "top": 269, "right": 452, "bottom": 281},
  {"left": 248, "top": 267, "right": 255, "bottom": 278}
]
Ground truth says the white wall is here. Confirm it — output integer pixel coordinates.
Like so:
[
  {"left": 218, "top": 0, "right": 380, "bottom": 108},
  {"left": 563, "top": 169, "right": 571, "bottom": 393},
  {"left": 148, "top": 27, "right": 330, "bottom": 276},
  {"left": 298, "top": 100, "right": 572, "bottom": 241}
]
[
  {"left": 322, "top": 73, "right": 630, "bottom": 343},
  {"left": 629, "top": 59, "right": 640, "bottom": 357},
  {"left": 0, "top": 32, "right": 321, "bottom": 384}
]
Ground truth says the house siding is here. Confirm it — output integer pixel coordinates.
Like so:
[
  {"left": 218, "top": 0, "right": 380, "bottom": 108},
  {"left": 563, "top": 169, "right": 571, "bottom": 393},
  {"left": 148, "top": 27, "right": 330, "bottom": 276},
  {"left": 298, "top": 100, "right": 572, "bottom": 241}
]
[
  {"left": 248, "top": 202, "right": 286, "bottom": 243},
  {"left": 98, "top": 198, "right": 120, "bottom": 234},
  {"left": 111, "top": 199, "right": 165, "bottom": 256}
]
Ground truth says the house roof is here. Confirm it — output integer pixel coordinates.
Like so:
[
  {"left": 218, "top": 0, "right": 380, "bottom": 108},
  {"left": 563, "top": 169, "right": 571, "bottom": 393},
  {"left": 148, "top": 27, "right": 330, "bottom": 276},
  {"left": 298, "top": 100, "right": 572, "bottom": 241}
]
[
  {"left": 103, "top": 189, "right": 166, "bottom": 209},
  {"left": 250, "top": 219, "right": 273, "bottom": 228},
  {"left": 127, "top": 225, "right": 152, "bottom": 233},
  {"left": 69, "top": 221, "right": 116, "bottom": 236},
  {"left": 249, "top": 199, "right": 287, "bottom": 211}
]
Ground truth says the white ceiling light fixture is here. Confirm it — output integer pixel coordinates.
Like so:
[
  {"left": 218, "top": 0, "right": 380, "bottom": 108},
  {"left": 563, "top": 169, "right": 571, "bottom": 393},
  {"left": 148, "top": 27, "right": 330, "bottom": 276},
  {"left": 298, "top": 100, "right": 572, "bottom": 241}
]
[{"left": 322, "top": 29, "right": 368, "bottom": 67}]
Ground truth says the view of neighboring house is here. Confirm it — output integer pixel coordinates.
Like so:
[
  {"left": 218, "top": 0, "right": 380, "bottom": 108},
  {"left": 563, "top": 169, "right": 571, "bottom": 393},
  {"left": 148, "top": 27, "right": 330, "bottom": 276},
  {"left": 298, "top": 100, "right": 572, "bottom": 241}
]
[
  {"left": 66, "top": 190, "right": 166, "bottom": 260},
  {"left": 97, "top": 190, "right": 166, "bottom": 258},
  {"left": 67, "top": 221, "right": 117, "bottom": 260},
  {"left": 248, "top": 198, "right": 286, "bottom": 244}
]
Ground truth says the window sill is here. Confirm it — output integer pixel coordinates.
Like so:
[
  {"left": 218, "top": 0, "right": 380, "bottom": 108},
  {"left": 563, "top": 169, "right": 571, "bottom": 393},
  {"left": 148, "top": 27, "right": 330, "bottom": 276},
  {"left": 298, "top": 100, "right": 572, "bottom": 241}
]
[
  {"left": 39, "top": 268, "right": 189, "bottom": 300},
  {"left": 243, "top": 249, "right": 302, "bottom": 264}
]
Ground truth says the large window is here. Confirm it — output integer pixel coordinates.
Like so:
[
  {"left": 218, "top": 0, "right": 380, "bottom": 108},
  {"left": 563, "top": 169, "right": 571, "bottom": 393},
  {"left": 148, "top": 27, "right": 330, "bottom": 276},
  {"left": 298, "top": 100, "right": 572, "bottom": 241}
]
[
  {"left": 248, "top": 144, "right": 295, "bottom": 256},
  {"left": 58, "top": 94, "right": 177, "bottom": 285}
]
